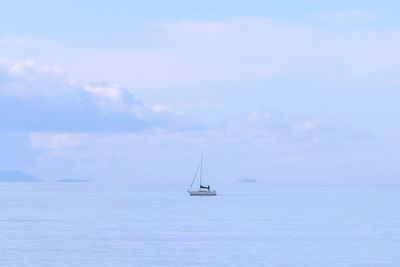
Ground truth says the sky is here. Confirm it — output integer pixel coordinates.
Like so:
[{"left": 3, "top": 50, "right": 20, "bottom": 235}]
[{"left": 1, "top": 1, "right": 400, "bottom": 183}]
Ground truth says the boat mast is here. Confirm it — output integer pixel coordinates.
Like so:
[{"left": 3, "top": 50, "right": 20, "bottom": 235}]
[{"left": 200, "top": 152, "right": 203, "bottom": 188}]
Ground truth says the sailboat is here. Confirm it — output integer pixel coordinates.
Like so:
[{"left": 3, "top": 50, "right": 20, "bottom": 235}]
[{"left": 187, "top": 153, "right": 217, "bottom": 196}]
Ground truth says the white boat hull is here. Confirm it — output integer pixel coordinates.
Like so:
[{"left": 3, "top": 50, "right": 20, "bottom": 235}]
[{"left": 187, "top": 190, "right": 217, "bottom": 196}]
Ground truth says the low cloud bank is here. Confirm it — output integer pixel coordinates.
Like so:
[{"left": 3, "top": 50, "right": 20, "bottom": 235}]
[{"left": 0, "top": 60, "right": 199, "bottom": 133}]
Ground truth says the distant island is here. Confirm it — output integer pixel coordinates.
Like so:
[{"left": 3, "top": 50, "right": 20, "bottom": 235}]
[
  {"left": 238, "top": 178, "right": 258, "bottom": 183},
  {"left": 0, "top": 170, "right": 41, "bottom": 182},
  {"left": 57, "top": 179, "right": 89, "bottom": 183}
]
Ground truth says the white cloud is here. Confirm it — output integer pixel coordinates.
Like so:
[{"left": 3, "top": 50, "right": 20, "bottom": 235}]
[
  {"left": 296, "top": 119, "right": 320, "bottom": 131},
  {"left": 2, "top": 17, "right": 400, "bottom": 95},
  {"left": 26, "top": 110, "right": 372, "bottom": 181},
  {"left": 60, "top": 16, "right": 400, "bottom": 94},
  {"left": 83, "top": 83, "right": 122, "bottom": 101},
  {"left": 247, "top": 110, "right": 272, "bottom": 123},
  {"left": 9, "top": 59, "right": 63, "bottom": 77},
  {"left": 152, "top": 105, "right": 172, "bottom": 113},
  {"left": 28, "top": 109, "right": 361, "bottom": 150},
  {"left": 0, "top": 59, "right": 196, "bottom": 132},
  {"left": 0, "top": 18, "right": 397, "bottom": 182},
  {"left": 30, "top": 132, "right": 85, "bottom": 149},
  {"left": 0, "top": 59, "right": 70, "bottom": 98}
]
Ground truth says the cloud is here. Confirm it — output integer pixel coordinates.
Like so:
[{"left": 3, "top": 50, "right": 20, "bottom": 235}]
[
  {"left": 217, "top": 110, "right": 366, "bottom": 147},
  {"left": 295, "top": 118, "right": 320, "bottom": 131},
  {"left": 61, "top": 16, "right": 400, "bottom": 92},
  {"left": 29, "top": 109, "right": 365, "bottom": 151},
  {"left": 0, "top": 60, "right": 197, "bottom": 133},
  {"left": 30, "top": 132, "right": 84, "bottom": 149},
  {"left": 9, "top": 59, "right": 63, "bottom": 77},
  {"left": 26, "top": 109, "right": 374, "bottom": 181},
  {"left": 152, "top": 105, "right": 172, "bottom": 113},
  {"left": 0, "top": 59, "right": 71, "bottom": 98},
  {"left": 83, "top": 83, "right": 122, "bottom": 102},
  {"left": 1, "top": 20, "right": 397, "bottom": 182},
  {"left": 152, "top": 17, "right": 400, "bottom": 82},
  {"left": 2, "top": 17, "right": 400, "bottom": 94}
]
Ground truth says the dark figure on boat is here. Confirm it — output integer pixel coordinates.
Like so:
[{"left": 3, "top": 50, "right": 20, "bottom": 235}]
[{"left": 200, "top": 185, "right": 210, "bottom": 191}]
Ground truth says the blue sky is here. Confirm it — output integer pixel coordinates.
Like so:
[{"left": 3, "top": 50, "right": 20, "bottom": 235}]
[{"left": 1, "top": 1, "right": 399, "bottom": 182}]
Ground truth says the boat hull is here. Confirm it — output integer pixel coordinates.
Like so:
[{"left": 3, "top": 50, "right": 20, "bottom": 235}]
[{"left": 187, "top": 190, "right": 217, "bottom": 196}]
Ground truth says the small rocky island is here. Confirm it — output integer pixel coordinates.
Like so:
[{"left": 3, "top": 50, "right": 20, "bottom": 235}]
[
  {"left": 0, "top": 171, "right": 41, "bottom": 182},
  {"left": 57, "top": 179, "right": 89, "bottom": 183},
  {"left": 238, "top": 178, "right": 258, "bottom": 183}
]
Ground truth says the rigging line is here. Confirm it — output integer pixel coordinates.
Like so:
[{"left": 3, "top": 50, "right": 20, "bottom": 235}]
[{"left": 190, "top": 159, "right": 201, "bottom": 189}]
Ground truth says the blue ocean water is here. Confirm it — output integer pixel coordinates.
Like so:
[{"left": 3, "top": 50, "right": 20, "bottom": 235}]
[{"left": 0, "top": 182, "right": 399, "bottom": 266}]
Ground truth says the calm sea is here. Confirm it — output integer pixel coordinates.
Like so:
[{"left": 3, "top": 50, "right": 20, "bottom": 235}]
[{"left": 0, "top": 181, "right": 399, "bottom": 266}]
